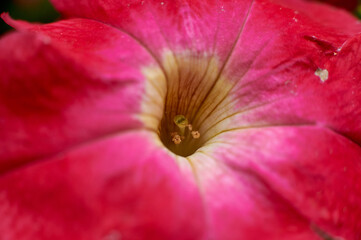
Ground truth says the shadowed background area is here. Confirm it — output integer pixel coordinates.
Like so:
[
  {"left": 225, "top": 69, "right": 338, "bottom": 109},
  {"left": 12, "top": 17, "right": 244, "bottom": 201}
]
[
  {"left": 0, "top": 0, "right": 59, "bottom": 35},
  {"left": 315, "top": 0, "right": 358, "bottom": 10}
]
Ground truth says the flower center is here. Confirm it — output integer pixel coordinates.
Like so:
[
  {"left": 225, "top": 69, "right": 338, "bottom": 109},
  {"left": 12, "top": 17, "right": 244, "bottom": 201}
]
[
  {"left": 141, "top": 51, "right": 233, "bottom": 157},
  {"left": 165, "top": 114, "right": 201, "bottom": 155}
]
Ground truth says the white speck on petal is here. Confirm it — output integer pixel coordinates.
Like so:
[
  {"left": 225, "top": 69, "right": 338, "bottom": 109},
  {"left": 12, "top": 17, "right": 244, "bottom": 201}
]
[
  {"left": 293, "top": 17, "right": 298, "bottom": 22},
  {"left": 315, "top": 68, "right": 329, "bottom": 83},
  {"left": 160, "top": 2, "right": 164, "bottom": 5}
]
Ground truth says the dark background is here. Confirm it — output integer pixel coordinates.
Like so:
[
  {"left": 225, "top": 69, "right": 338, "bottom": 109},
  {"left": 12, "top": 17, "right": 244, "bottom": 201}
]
[{"left": 0, "top": 0, "right": 59, "bottom": 35}]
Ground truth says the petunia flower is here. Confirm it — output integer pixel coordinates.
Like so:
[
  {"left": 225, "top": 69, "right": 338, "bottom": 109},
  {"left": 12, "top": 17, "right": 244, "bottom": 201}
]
[{"left": 1, "top": 0, "right": 361, "bottom": 239}]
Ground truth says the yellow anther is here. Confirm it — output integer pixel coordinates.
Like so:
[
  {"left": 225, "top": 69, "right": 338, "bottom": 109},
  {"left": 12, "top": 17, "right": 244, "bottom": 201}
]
[
  {"left": 172, "top": 134, "right": 182, "bottom": 144},
  {"left": 191, "top": 131, "right": 200, "bottom": 139}
]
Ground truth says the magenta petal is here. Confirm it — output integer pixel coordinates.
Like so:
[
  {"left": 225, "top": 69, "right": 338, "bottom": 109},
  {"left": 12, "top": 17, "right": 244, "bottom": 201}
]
[
  {"left": 0, "top": 131, "right": 205, "bottom": 239},
  {"left": 188, "top": 153, "right": 322, "bottom": 240},
  {"left": 273, "top": 0, "right": 359, "bottom": 25},
  {"left": 2, "top": 0, "right": 361, "bottom": 239},
  {"left": 224, "top": 30, "right": 361, "bottom": 144},
  {"left": 0, "top": 17, "right": 160, "bottom": 173},
  {"left": 199, "top": 0, "right": 361, "bottom": 146},
  {"left": 49, "top": 0, "right": 361, "bottom": 57},
  {"left": 210, "top": 126, "right": 361, "bottom": 239},
  {"left": 49, "top": 0, "right": 262, "bottom": 62}
]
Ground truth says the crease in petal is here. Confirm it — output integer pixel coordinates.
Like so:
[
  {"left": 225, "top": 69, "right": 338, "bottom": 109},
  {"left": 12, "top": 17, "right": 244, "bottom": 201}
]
[
  {"left": 0, "top": 131, "right": 206, "bottom": 240},
  {"left": 0, "top": 16, "right": 163, "bottom": 173},
  {"left": 210, "top": 126, "right": 361, "bottom": 239},
  {"left": 186, "top": 152, "right": 323, "bottom": 240}
]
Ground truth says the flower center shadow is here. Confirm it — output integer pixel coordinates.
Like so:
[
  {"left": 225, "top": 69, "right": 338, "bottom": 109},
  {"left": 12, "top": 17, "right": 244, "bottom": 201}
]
[{"left": 141, "top": 51, "right": 233, "bottom": 157}]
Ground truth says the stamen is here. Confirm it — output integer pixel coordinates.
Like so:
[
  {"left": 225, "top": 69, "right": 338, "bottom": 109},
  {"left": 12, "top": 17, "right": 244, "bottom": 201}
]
[
  {"left": 172, "top": 134, "right": 182, "bottom": 144},
  {"left": 191, "top": 131, "right": 200, "bottom": 139},
  {"left": 171, "top": 114, "right": 201, "bottom": 144}
]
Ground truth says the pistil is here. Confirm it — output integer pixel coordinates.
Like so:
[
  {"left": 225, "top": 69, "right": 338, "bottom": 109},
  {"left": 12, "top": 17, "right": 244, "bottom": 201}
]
[{"left": 174, "top": 115, "right": 189, "bottom": 136}]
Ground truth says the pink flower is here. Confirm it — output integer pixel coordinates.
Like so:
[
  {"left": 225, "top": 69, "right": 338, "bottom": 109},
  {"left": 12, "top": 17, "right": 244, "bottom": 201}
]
[{"left": 1, "top": 0, "right": 361, "bottom": 239}]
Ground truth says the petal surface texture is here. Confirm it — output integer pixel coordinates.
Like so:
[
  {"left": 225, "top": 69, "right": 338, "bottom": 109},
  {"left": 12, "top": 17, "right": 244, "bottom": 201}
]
[
  {"left": 1, "top": 0, "right": 361, "bottom": 239},
  {"left": 0, "top": 17, "right": 157, "bottom": 171},
  {"left": 0, "top": 132, "right": 205, "bottom": 240}
]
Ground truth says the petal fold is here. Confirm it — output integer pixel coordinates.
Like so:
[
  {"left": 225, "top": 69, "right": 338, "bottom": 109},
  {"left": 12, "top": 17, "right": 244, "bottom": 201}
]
[
  {"left": 208, "top": 126, "right": 361, "bottom": 240},
  {"left": 0, "top": 131, "right": 205, "bottom": 240},
  {"left": 0, "top": 17, "right": 161, "bottom": 173}
]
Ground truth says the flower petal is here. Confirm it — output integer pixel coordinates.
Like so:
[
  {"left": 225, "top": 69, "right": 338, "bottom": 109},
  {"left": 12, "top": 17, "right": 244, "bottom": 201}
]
[
  {"left": 275, "top": 0, "right": 359, "bottom": 23},
  {"left": 50, "top": 0, "right": 261, "bottom": 61},
  {"left": 0, "top": 17, "right": 162, "bottom": 173},
  {"left": 187, "top": 152, "right": 321, "bottom": 240},
  {"left": 197, "top": 0, "right": 361, "bottom": 146},
  {"left": 0, "top": 131, "right": 205, "bottom": 240},
  {"left": 49, "top": 0, "right": 361, "bottom": 57},
  {"left": 207, "top": 126, "right": 361, "bottom": 240},
  {"left": 47, "top": 1, "right": 361, "bottom": 144}
]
